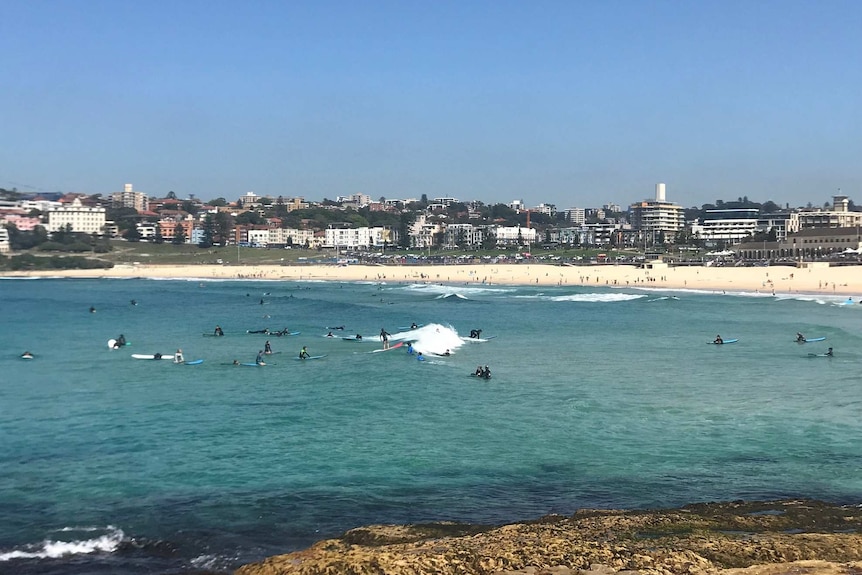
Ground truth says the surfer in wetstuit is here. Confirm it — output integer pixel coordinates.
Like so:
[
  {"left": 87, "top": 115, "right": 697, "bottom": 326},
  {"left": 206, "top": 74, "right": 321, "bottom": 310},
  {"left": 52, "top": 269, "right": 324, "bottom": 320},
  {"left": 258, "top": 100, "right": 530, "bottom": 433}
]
[
  {"left": 299, "top": 346, "right": 310, "bottom": 359},
  {"left": 713, "top": 335, "right": 724, "bottom": 344},
  {"left": 174, "top": 349, "right": 184, "bottom": 363},
  {"left": 796, "top": 332, "right": 806, "bottom": 342},
  {"left": 469, "top": 329, "right": 482, "bottom": 339},
  {"left": 380, "top": 328, "right": 391, "bottom": 350},
  {"left": 264, "top": 340, "right": 273, "bottom": 354},
  {"left": 214, "top": 325, "right": 224, "bottom": 336},
  {"left": 255, "top": 350, "right": 265, "bottom": 365},
  {"left": 826, "top": 347, "right": 834, "bottom": 357}
]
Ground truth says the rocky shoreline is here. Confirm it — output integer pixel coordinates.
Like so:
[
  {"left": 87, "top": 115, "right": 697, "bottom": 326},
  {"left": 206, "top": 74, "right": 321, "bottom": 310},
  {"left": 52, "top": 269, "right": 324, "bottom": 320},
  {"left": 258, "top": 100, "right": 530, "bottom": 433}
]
[{"left": 235, "top": 500, "right": 862, "bottom": 575}]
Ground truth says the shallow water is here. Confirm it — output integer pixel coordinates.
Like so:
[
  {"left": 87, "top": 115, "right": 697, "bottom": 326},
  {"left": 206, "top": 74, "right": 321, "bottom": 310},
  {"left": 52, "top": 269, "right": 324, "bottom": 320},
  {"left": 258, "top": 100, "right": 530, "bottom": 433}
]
[{"left": 1, "top": 277, "right": 861, "bottom": 573}]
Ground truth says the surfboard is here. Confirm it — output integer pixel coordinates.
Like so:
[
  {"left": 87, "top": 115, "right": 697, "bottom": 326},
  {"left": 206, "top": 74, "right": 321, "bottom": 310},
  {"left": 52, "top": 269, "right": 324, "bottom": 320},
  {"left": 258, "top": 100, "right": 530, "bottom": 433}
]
[
  {"left": 796, "top": 337, "right": 826, "bottom": 343},
  {"left": 397, "top": 324, "right": 423, "bottom": 330},
  {"left": 20, "top": 354, "right": 34, "bottom": 360},
  {"left": 460, "top": 336, "right": 497, "bottom": 343},
  {"left": 202, "top": 333, "right": 227, "bottom": 337},
  {"left": 370, "top": 342, "right": 404, "bottom": 353},
  {"left": 294, "top": 355, "right": 327, "bottom": 360},
  {"left": 275, "top": 331, "right": 301, "bottom": 336},
  {"left": 107, "top": 339, "right": 131, "bottom": 348},
  {"left": 342, "top": 337, "right": 364, "bottom": 342},
  {"left": 807, "top": 353, "right": 833, "bottom": 358},
  {"left": 131, "top": 354, "right": 173, "bottom": 360},
  {"left": 468, "top": 373, "right": 492, "bottom": 380},
  {"left": 706, "top": 339, "right": 738, "bottom": 345},
  {"left": 183, "top": 359, "right": 204, "bottom": 365},
  {"left": 241, "top": 362, "right": 266, "bottom": 367}
]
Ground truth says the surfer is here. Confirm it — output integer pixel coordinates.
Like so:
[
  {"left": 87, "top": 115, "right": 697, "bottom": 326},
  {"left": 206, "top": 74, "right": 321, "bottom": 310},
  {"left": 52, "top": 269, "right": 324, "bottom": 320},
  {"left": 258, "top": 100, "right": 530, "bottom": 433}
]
[
  {"left": 410, "top": 323, "right": 418, "bottom": 329},
  {"left": 328, "top": 325, "right": 345, "bottom": 330},
  {"left": 407, "top": 343, "right": 414, "bottom": 355},
  {"left": 154, "top": 353, "right": 162, "bottom": 360},
  {"left": 713, "top": 335, "right": 724, "bottom": 344},
  {"left": 214, "top": 325, "right": 224, "bottom": 336},
  {"left": 247, "top": 328, "right": 269, "bottom": 334},
  {"left": 299, "top": 346, "right": 310, "bottom": 359},
  {"left": 470, "top": 329, "right": 482, "bottom": 339},
  {"left": 264, "top": 340, "right": 273, "bottom": 354},
  {"left": 21, "top": 351, "right": 34, "bottom": 359},
  {"left": 355, "top": 334, "right": 363, "bottom": 340},
  {"left": 826, "top": 347, "right": 834, "bottom": 357},
  {"left": 796, "top": 332, "right": 805, "bottom": 343},
  {"left": 380, "top": 328, "right": 391, "bottom": 350},
  {"left": 174, "top": 349, "right": 184, "bottom": 363},
  {"left": 130, "top": 299, "right": 137, "bottom": 306},
  {"left": 474, "top": 365, "right": 483, "bottom": 377},
  {"left": 232, "top": 359, "right": 240, "bottom": 365},
  {"left": 255, "top": 350, "right": 265, "bottom": 365},
  {"left": 483, "top": 365, "right": 491, "bottom": 379},
  {"left": 325, "top": 331, "right": 334, "bottom": 338},
  {"left": 416, "top": 352, "right": 424, "bottom": 361},
  {"left": 89, "top": 306, "right": 96, "bottom": 313},
  {"left": 114, "top": 334, "right": 126, "bottom": 348}
]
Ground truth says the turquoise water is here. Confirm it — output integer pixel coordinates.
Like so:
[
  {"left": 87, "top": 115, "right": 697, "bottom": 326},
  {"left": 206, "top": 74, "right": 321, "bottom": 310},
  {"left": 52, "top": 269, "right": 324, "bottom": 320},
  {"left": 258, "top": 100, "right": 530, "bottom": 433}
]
[{"left": 1, "top": 277, "right": 861, "bottom": 573}]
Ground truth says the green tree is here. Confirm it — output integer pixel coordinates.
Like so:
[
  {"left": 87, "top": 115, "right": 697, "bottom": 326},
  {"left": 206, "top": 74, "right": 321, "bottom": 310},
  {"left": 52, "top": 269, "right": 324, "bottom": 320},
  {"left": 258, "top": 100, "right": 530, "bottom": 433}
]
[
  {"left": 123, "top": 226, "right": 142, "bottom": 242},
  {"left": 208, "top": 198, "right": 228, "bottom": 207},
  {"left": 172, "top": 224, "right": 187, "bottom": 245},
  {"left": 167, "top": 191, "right": 177, "bottom": 200}
]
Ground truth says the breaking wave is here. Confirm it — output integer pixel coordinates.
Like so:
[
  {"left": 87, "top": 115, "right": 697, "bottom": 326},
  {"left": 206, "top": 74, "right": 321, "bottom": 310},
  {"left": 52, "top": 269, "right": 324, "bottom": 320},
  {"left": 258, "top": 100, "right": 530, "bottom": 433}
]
[{"left": 0, "top": 526, "right": 126, "bottom": 561}]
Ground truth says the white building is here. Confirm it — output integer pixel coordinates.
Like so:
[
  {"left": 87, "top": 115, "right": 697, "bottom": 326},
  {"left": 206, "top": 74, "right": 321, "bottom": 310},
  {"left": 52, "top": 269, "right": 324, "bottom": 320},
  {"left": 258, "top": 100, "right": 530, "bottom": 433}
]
[
  {"left": 409, "top": 214, "right": 443, "bottom": 249},
  {"left": 564, "top": 207, "right": 586, "bottom": 225},
  {"left": 111, "top": 183, "right": 148, "bottom": 212},
  {"left": 629, "top": 183, "right": 685, "bottom": 243},
  {"left": 696, "top": 209, "right": 760, "bottom": 244},
  {"left": 47, "top": 198, "right": 107, "bottom": 234},
  {"left": 494, "top": 226, "right": 537, "bottom": 246},
  {"left": 324, "top": 226, "right": 397, "bottom": 250},
  {"left": 239, "top": 192, "right": 263, "bottom": 208},
  {"left": 797, "top": 195, "right": 862, "bottom": 229},
  {"left": 0, "top": 226, "right": 10, "bottom": 253},
  {"left": 532, "top": 203, "right": 556, "bottom": 217},
  {"left": 267, "top": 227, "right": 316, "bottom": 247}
]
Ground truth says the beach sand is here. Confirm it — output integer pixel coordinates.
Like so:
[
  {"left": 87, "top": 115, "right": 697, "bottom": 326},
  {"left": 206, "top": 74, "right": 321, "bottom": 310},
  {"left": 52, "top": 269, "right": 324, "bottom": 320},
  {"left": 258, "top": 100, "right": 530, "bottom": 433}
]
[{"left": 4, "top": 262, "right": 862, "bottom": 297}]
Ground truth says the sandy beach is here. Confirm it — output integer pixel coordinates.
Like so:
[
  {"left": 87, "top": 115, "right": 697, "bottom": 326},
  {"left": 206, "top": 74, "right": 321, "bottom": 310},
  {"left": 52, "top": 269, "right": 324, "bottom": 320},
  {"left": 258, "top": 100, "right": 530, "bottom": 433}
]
[{"left": 4, "top": 262, "right": 862, "bottom": 297}]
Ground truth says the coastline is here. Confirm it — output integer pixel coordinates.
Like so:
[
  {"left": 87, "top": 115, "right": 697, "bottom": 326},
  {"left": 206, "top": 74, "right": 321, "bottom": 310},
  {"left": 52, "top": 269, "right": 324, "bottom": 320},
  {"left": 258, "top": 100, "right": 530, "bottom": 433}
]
[{"left": 2, "top": 262, "right": 862, "bottom": 297}]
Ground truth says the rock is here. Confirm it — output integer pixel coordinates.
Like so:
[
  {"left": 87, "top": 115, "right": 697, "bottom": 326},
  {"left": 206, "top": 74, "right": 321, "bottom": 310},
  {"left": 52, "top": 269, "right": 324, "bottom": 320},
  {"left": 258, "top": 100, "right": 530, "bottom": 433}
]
[{"left": 235, "top": 500, "right": 862, "bottom": 575}]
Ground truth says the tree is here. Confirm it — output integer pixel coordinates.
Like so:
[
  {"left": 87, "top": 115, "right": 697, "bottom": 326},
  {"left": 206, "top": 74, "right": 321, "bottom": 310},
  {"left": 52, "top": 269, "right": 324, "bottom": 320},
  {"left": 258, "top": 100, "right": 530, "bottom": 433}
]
[
  {"left": 167, "top": 191, "right": 177, "bottom": 200},
  {"left": 208, "top": 197, "right": 228, "bottom": 207},
  {"left": 123, "top": 226, "right": 142, "bottom": 242},
  {"left": 153, "top": 228, "right": 165, "bottom": 244},
  {"left": 181, "top": 200, "right": 198, "bottom": 215},
  {"left": 172, "top": 224, "right": 186, "bottom": 245}
]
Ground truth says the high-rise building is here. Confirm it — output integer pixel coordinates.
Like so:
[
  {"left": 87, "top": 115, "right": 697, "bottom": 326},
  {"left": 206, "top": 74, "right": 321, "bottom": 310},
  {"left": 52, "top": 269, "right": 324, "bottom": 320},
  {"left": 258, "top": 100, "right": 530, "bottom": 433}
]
[
  {"left": 628, "top": 183, "right": 684, "bottom": 242},
  {"left": 111, "top": 183, "right": 148, "bottom": 212}
]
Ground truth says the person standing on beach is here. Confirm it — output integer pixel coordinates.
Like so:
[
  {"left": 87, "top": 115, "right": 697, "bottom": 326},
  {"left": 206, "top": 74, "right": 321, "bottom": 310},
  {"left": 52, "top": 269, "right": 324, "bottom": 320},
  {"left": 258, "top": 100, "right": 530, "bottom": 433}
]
[{"left": 380, "top": 328, "right": 391, "bottom": 350}]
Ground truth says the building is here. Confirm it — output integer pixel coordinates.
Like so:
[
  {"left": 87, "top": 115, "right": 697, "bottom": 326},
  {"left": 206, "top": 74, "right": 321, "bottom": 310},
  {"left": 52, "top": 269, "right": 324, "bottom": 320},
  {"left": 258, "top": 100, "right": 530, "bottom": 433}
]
[
  {"left": 756, "top": 212, "right": 800, "bottom": 241},
  {"left": 239, "top": 192, "right": 264, "bottom": 208},
  {"left": 443, "top": 223, "right": 486, "bottom": 248},
  {"left": 47, "top": 198, "right": 107, "bottom": 234},
  {"left": 324, "top": 226, "right": 398, "bottom": 250},
  {"left": 629, "top": 183, "right": 685, "bottom": 243},
  {"left": 532, "top": 203, "right": 556, "bottom": 217},
  {"left": 797, "top": 195, "right": 862, "bottom": 229},
  {"left": 0, "top": 226, "right": 10, "bottom": 253},
  {"left": 111, "top": 183, "right": 148, "bottom": 212},
  {"left": 696, "top": 208, "right": 759, "bottom": 244},
  {"left": 736, "top": 227, "right": 862, "bottom": 260},
  {"left": 494, "top": 225, "right": 537, "bottom": 246},
  {"left": 563, "top": 207, "right": 586, "bottom": 225}
]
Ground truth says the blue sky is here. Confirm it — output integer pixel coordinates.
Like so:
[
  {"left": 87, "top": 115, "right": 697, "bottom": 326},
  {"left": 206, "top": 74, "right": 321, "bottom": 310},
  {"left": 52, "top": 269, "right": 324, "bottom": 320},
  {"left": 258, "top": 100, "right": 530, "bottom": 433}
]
[{"left": 1, "top": 0, "right": 859, "bottom": 209}]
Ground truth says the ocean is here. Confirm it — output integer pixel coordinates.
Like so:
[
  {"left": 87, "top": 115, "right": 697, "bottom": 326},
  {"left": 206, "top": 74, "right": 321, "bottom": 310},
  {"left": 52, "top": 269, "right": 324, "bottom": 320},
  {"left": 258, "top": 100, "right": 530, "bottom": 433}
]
[{"left": 1, "top": 277, "right": 861, "bottom": 574}]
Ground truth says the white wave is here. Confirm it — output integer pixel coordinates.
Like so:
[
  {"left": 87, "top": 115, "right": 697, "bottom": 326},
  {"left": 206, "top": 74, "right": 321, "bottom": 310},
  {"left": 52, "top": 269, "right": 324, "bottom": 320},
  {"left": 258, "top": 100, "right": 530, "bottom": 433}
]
[
  {"left": 549, "top": 293, "right": 646, "bottom": 303},
  {"left": 390, "top": 323, "right": 464, "bottom": 356},
  {"left": 435, "top": 293, "right": 469, "bottom": 300},
  {"left": 402, "top": 283, "right": 514, "bottom": 296},
  {"left": 0, "top": 526, "right": 125, "bottom": 561}
]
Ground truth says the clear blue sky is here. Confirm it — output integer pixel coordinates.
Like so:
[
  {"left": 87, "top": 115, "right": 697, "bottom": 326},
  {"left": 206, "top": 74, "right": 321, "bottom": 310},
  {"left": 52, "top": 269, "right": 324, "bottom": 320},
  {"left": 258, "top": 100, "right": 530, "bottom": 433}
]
[{"left": 1, "top": 0, "right": 859, "bottom": 209}]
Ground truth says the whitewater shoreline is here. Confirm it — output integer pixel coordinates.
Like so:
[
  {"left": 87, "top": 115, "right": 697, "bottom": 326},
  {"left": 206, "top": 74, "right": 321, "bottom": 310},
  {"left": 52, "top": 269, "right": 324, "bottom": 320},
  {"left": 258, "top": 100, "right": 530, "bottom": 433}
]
[{"left": 3, "top": 262, "right": 862, "bottom": 297}]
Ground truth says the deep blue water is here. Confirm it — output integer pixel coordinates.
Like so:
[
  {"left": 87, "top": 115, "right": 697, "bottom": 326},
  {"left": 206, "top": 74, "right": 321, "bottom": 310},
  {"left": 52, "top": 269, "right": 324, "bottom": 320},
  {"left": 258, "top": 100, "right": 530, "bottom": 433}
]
[{"left": 1, "top": 277, "right": 861, "bottom": 574}]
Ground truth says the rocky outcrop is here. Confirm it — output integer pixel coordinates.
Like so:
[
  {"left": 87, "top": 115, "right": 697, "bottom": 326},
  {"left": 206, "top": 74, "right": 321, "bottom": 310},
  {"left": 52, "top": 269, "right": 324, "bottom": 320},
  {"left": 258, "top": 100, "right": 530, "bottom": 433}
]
[{"left": 235, "top": 500, "right": 862, "bottom": 575}]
